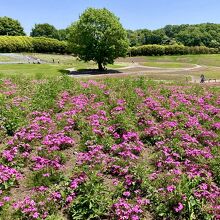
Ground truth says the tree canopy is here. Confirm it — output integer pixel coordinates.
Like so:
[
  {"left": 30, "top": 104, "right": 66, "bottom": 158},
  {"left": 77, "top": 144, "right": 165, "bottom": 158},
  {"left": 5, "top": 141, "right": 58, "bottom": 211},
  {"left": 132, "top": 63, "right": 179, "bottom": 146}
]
[
  {"left": 30, "top": 23, "right": 59, "bottom": 39},
  {"left": 126, "top": 23, "right": 220, "bottom": 48},
  {"left": 0, "top": 16, "right": 25, "bottom": 36},
  {"left": 57, "top": 28, "right": 70, "bottom": 41},
  {"left": 68, "top": 8, "right": 129, "bottom": 70}
]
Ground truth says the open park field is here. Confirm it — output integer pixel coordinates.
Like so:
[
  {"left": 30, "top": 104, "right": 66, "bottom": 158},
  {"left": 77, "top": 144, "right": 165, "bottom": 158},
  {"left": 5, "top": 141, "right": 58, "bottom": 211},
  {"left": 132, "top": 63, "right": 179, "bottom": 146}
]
[{"left": 0, "top": 53, "right": 220, "bottom": 83}]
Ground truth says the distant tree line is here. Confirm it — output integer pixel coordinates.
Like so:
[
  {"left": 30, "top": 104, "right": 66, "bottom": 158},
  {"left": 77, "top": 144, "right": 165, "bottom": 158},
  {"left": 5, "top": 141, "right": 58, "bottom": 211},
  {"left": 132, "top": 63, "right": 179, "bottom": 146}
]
[
  {"left": 127, "top": 23, "right": 220, "bottom": 48},
  {"left": 1, "top": 16, "right": 220, "bottom": 49},
  {"left": 1, "top": 15, "right": 220, "bottom": 58}
]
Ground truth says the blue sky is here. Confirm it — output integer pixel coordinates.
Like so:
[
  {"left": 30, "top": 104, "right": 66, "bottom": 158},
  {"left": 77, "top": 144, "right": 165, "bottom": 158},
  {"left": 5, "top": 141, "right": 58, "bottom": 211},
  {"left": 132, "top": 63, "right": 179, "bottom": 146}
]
[{"left": 0, "top": 0, "right": 220, "bottom": 34}]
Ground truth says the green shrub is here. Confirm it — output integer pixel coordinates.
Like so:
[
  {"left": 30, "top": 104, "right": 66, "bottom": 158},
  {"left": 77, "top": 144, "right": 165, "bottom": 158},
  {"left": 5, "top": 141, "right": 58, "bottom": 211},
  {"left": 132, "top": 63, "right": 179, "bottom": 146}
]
[
  {"left": 0, "top": 105, "right": 27, "bottom": 136},
  {"left": 129, "top": 44, "right": 218, "bottom": 56},
  {"left": 32, "top": 37, "right": 68, "bottom": 53},
  {"left": 69, "top": 174, "right": 112, "bottom": 220},
  {"left": 28, "top": 168, "right": 64, "bottom": 187},
  {"left": 0, "top": 36, "right": 33, "bottom": 52},
  {"left": 0, "top": 36, "right": 68, "bottom": 53}
]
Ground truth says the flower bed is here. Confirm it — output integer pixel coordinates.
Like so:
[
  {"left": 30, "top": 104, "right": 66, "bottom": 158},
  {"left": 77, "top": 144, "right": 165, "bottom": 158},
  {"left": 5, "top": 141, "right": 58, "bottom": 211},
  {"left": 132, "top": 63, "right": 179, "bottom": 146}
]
[{"left": 0, "top": 77, "right": 219, "bottom": 219}]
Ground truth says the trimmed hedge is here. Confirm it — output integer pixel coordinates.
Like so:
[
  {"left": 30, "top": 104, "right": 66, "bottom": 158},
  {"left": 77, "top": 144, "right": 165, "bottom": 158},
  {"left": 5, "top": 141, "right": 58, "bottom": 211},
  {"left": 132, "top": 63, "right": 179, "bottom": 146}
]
[
  {"left": 0, "top": 36, "right": 68, "bottom": 53},
  {"left": 129, "top": 44, "right": 219, "bottom": 56},
  {"left": 32, "top": 37, "right": 68, "bottom": 53},
  {"left": 0, "top": 37, "right": 218, "bottom": 56}
]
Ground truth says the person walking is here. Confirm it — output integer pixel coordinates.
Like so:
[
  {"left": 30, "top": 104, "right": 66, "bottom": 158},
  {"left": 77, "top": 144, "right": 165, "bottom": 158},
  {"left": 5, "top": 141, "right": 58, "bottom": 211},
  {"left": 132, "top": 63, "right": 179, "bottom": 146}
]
[{"left": 200, "top": 74, "right": 205, "bottom": 83}]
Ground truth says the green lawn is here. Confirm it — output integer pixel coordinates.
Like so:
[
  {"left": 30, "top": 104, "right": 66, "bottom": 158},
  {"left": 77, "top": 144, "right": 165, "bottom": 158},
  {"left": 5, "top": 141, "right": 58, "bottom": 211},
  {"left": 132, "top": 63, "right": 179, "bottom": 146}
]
[
  {"left": 107, "top": 63, "right": 128, "bottom": 68},
  {"left": 0, "top": 54, "right": 220, "bottom": 80},
  {"left": 193, "top": 67, "right": 220, "bottom": 79},
  {"left": 0, "top": 64, "right": 68, "bottom": 78},
  {"left": 0, "top": 63, "right": 129, "bottom": 78},
  {"left": 142, "top": 62, "right": 195, "bottom": 68},
  {"left": 144, "top": 54, "right": 220, "bottom": 67},
  {"left": 117, "top": 54, "right": 220, "bottom": 67}
]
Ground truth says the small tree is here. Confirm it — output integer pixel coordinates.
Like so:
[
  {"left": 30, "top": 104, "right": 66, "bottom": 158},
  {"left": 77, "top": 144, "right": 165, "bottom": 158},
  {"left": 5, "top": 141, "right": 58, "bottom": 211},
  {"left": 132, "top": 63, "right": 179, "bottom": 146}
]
[
  {"left": 68, "top": 8, "right": 129, "bottom": 71},
  {"left": 30, "top": 23, "right": 58, "bottom": 39},
  {"left": 0, "top": 16, "right": 25, "bottom": 36}
]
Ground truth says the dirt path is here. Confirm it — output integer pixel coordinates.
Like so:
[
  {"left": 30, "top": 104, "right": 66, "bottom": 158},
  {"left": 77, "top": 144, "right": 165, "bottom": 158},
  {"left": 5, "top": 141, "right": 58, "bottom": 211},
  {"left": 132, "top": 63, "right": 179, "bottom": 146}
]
[
  {"left": 119, "top": 62, "right": 201, "bottom": 70},
  {"left": 66, "top": 63, "right": 207, "bottom": 83}
]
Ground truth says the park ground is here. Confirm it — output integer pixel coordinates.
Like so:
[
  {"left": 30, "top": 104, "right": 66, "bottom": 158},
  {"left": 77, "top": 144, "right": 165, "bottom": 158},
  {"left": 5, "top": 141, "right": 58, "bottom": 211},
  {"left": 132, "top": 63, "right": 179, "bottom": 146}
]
[{"left": 0, "top": 53, "right": 220, "bottom": 83}]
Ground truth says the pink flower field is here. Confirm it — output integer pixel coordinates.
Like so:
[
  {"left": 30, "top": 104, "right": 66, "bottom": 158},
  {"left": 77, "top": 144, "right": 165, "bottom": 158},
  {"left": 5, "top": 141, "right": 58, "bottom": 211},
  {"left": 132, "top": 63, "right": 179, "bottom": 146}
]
[{"left": 0, "top": 77, "right": 219, "bottom": 219}]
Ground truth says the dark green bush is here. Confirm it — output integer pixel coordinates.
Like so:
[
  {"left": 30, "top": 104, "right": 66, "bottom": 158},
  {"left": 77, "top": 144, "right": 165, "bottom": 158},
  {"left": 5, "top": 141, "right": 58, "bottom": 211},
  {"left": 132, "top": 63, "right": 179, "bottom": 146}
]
[{"left": 129, "top": 44, "right": 218, "bottom": 56}]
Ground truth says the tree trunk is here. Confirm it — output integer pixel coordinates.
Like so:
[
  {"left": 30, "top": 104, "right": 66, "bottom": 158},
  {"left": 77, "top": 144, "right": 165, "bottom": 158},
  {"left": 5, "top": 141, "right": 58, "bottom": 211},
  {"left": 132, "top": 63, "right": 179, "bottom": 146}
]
[{"left": 98, "top": 62, "right": 104, "bottom": 71}]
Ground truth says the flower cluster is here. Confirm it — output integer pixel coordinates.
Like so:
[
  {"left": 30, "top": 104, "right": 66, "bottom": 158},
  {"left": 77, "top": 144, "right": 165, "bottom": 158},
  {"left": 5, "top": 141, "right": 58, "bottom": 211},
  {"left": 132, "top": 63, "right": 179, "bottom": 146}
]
[
  {"left": 13, "top": 196, "right": 49, "bottom": 219},
  {"left": 112, "top": 198, "right": 143, "bottom": 220},
  {"left": 0, "top": 164, "right": 22, "bottom": 189}
]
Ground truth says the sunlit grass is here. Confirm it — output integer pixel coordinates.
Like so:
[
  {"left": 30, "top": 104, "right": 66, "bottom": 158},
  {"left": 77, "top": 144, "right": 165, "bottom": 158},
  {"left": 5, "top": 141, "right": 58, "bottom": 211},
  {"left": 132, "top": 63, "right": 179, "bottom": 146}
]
[
  {"left": 0, "top": 64, "right": 68, "bottom": 78},
  {"left": 193, "top": 68, "right": 220, "bottom": 79},
  {"left": 0, "top": 53, "right": 220, "bottom": 80},
  {"left": 107, "top": 62, "right": 128, "bottom": 68},
  {"left": 142, "top": 62, "right": 194, "bottom": 68},
  {"left": 144, "top": 54, "right": 220, "bottom": 67}
]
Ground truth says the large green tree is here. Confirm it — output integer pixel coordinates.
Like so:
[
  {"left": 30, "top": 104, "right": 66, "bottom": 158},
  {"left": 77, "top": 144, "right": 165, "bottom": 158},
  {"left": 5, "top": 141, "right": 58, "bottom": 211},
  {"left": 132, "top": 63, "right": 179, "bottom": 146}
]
[
  {"left": 0, "top": 16, "right": 25, "bottom": 36},
  {"left": 30, "top": 23, "right": 58, "bottom": 39},
  {"left": 68, "top": 8, "right": 129, "bottom": 71}
]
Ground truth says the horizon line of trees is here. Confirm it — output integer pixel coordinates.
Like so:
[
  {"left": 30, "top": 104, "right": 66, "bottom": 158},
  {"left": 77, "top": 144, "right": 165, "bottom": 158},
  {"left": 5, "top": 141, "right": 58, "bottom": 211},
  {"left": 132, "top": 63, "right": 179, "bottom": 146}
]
[
  {"left": 1, "top": 16, "right": 220, "bottom": 49},
  {"left": 127, "top": 23, "right": 220, "bottom": 48}
]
